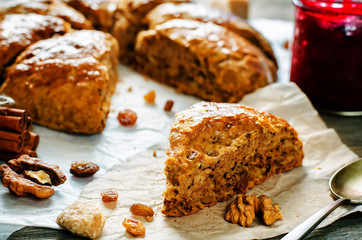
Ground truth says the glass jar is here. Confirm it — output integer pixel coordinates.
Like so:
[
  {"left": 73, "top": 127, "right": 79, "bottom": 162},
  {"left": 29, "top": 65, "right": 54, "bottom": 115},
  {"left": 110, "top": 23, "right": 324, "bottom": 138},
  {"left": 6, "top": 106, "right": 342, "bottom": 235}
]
[{"left": 290, "top": 0, "right": 362, "bottom": 116}]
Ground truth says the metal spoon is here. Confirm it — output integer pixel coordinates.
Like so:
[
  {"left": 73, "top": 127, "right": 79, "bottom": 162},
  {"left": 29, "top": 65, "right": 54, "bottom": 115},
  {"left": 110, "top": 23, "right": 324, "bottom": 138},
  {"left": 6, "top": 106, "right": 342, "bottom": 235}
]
[{"left": 282, "top": 158, "right": 362, "bottom": 240}]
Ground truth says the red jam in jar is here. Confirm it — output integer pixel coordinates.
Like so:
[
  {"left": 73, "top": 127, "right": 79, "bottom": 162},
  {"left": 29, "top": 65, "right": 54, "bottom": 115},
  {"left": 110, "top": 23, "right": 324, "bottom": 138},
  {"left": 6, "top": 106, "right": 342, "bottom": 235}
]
[{"left": 291, "top": 0, "right": 362, "bottom": 115}]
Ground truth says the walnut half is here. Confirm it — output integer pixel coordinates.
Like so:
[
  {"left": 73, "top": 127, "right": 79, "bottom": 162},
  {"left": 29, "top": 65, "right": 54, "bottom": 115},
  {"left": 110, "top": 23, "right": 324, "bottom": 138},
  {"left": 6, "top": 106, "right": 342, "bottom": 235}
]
[
  {"left": 0, "top": 155, "right": 66, "bottom": 198},
  {"left": 225, "top": 194, "right": 282, "bottom": 227}
]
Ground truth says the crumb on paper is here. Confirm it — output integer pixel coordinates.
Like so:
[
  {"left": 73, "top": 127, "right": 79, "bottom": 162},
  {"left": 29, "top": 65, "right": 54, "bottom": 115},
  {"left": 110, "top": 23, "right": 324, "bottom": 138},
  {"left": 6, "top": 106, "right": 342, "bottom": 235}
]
[
  {"left": 164, "top": 100, "right": 174, "bottom": 112},
  {"left": 153, "top": 151, "right": 157, "bottom": 157},
  {"left": 56, "top": 201, "right": 106, "bottom": 239},
  {"left": 144, "top": 91, "right": 156, "bottom": 104},
  {"left": 283, "top": 40, "right": 290, "bottom": 49},
  {"left": 127, "top": 87, "right": 132, "bottom": 92}
]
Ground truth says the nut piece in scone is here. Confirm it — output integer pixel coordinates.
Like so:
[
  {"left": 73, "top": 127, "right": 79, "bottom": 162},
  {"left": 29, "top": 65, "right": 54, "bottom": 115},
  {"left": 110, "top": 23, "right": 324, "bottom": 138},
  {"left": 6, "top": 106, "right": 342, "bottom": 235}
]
[{"left": 57, "top": 201, "right": 106, "bottom": 239}]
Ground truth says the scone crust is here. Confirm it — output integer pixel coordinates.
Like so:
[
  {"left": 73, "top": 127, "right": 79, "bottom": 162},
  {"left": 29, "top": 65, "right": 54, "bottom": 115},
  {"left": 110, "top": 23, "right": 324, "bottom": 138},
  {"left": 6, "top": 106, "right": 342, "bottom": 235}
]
[
  {"left": 162, "top": 102, "right": 304, "bottom": 216},
  {"left": 64, "top": 0, "right": 121, "bottom": 31},
  {"left": 145, "top": 2, "right": 277, "bottom": 66},
  {"left": 0, "top": 0, "right": 93, "bottom": 30},
  {"left": 0, "top": 13, "right": 70, "bottom": 78},
  {"left": 1, "top": 30, "right": 119, "bottom": 134},
  {"left": 136, "top": 19, "right": 277, "bottom": 103}
]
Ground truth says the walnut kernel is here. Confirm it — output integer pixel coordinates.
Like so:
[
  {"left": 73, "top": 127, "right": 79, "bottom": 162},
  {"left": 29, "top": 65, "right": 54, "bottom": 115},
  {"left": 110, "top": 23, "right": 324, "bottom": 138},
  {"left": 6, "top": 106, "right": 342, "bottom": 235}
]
[{"left": 225, "top": 194, "right": 282, "bottom": 227}]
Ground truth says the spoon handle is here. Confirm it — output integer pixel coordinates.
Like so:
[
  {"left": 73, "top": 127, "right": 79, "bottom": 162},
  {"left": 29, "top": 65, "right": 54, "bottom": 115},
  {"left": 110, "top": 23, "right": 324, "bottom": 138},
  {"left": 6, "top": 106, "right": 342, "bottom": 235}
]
[{"left": 281, "top": 198, "right": 347, "bottom": 240}]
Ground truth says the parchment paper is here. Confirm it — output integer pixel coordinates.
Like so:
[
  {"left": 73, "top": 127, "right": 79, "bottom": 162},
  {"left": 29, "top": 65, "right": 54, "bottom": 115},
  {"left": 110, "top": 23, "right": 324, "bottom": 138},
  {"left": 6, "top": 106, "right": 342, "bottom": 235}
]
[
  {"left": 0, "top": 19, "right": 360, "bottom": 239},
  {"left": 77, "top": 82, "right": 359, "bottom": 240}
]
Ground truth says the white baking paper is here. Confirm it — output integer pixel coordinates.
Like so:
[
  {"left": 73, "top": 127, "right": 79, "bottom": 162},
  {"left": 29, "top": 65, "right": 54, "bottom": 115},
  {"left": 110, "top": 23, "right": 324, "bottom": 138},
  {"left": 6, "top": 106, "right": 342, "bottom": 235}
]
[
  {"left": 76, "top": 82, "right": 359, "bottom": 240},
  {"left": 0, "top": 19, "right": 360, "bottom": 239}
]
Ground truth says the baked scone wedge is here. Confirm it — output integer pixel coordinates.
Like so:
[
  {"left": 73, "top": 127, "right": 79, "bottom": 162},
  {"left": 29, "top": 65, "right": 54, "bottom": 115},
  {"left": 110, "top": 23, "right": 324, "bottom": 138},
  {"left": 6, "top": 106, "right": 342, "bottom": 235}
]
[
  {"left": 162, "top": 102, "right": 304, "bottom": 216},
  {"left": 0, "top": 13, "right": 71, "bottom": 81},
  {"left": 64, "top": 0, "right": 121, "bottom": 31},
  {"left": 112, "top": 0, "right": 188, "bottom": 63},
  {"left": 0, "top": 0, "right": 93, "bottom": 30},
  {"left": 145, "top": 2, "right": 277, "bottom": 66},
  {"left": 0, "top": 30, "right": 119, "bottom": 134},
  {"left": 135, "top": 19, "right": 277, "bottom": 102}
]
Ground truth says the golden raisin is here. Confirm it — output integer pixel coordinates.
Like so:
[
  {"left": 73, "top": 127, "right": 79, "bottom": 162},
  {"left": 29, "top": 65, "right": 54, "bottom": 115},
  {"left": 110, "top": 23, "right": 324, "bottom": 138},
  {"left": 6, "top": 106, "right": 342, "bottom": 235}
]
[
  {"left": 122, "top": 218, "right": 145, "bottom": 237},
  {"left": 130, "top": 203, "right": 154, "bottom": 218},
  {"left": 117, "top": 109, "right": 137, "bottom": 126},
  {"left": 70, "top": 161, "right": 99, "bottom": 177},
  {"left": 163, "top": 100, "right": 174, "bottom": 112},
  {"left": 101, "top": 190, "right": 119, "bottom": 203},
  {"left": 144, "top": 90, "right": 155, "bottom": 104}
]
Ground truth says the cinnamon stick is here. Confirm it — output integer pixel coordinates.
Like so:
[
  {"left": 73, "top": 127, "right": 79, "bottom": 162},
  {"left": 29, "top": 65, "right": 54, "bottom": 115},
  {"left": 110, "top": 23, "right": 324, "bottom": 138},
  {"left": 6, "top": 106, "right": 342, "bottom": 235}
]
[
  {"left": 0, "top": 107, "right": 27, "bottom": 119},
  {"left": 0, "top": 115, "right": 26, "bottom": 133},
  {"left": 0, "top": 130, "right": 24, "bottom": 153},
  {"left": 24, "top": 132, "right": 40, "bottom": 151},
  {"left": 26, "top": 116, "right": 32, "bottom": 131}
]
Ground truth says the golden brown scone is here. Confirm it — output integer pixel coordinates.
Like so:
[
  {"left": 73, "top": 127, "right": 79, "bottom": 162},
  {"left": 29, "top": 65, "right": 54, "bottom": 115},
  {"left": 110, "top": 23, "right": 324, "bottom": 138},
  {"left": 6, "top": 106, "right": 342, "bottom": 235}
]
[
  {"left": 162, "top": 102, "right": 304, "bottom": 216},
  {"left": 0, "top": 13, "right": 71, "bottom": 81},
  {"left": 145, "top": 2, "right": 277, "bottom": 66},
  {"left": 135, "top": 19, "right": 277, "bottom": 103},
  {"left": 0, "top": 30, "right": 119, "bottom": 134},
  {"left": 64, "top": 0, "right": 121, "bottom": 31},
  {"left": 0, "top": 0, "right": 93, "bottom": 30},
  {"left": 113, "top": 0, "right": 188, "bottom": 63}
]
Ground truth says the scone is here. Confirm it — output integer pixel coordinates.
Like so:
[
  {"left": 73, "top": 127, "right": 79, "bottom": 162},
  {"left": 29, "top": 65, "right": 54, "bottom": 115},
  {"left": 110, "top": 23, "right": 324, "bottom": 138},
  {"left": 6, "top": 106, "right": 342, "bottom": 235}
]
[
  {"left": 0, "top": 30, "right": 119, "bottom": 134},
  {"left": 0, "top": 13, "right": 71, "bottom": 80},
  {"left": 145, "top": 2, "right": 277, "bottom": 65},
  {"left": 162, "top": 102, "right": 304, "bottom": 216},
  {"left": 135, "top": 19, "right": 277, "bottom": 102},
  {"left": 112, "top": 0, "right": 188, "bottom": 63},
  {"left": 63, "top": 0, "right": 132, "bottom": 57},
  {"left": 64, "top": 0, "right": 121, "bottom": 31},
  {"left": 0, "top": 0, "right": 93, "bottom": 30}
]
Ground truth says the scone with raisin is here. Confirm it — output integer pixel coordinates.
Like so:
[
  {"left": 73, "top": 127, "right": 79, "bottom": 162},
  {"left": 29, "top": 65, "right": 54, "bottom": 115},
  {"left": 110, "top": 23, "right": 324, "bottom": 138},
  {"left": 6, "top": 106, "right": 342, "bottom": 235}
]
[
  {"left": 0, "top": 0, "right": 93, "bottom": 30},
  {"left": 135, "top": 19, "right": 277, "bottom": 102},
  {"left": 0, "top": 30, "right": 119, "bottom": 134},
  {"left": 162, "top": 102, "right": 304, "bottom": 216},
  {"left": 0, "top": 13, "right": 70, "bottom": 80}
]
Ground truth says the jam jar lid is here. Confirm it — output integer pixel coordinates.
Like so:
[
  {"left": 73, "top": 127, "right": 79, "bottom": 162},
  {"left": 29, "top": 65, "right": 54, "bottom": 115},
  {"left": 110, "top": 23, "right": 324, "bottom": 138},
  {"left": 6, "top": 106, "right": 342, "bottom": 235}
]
[{"left": 292, "top": 0, "right": 362, "bottom": 16}]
